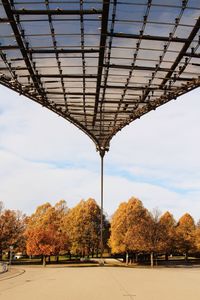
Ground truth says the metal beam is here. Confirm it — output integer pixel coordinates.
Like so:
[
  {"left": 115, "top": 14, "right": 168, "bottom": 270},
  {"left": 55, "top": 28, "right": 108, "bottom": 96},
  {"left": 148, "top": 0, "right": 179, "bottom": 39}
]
[
  {"left": 0, "top": 66, "right": 27, "bottom": 71},
  {"left": 28, "top": 49, "right": 99, "bottom": 54},
  {"left": 47, "top": 92, "right": 96, "bottom": 96},
  {"left": 184, "top": 52, "right": 200, "bottom": 58},
  {"left": 92, "top": 0, "right": 110, "bottom": 127},
  {"left": 0, "top": 45, "right": 19, "bottom": 50},
  {"left": 172, "top": 77, "right": 195, "bottom": 81},
  {"left": 12, "top": 9, "right": 102, "bottom": 15},
  {"left": 160, "top": 17, "right": 200, "bottom": 88},
  {"left": 37, "top": 74, "right": 97, "bottom": 78},
  {"left": 102, "top": 100, "right": 147, "bottom": 104},
  {"left": 104, "top": 64, "right": 170, "bottom": 72},
  {"left": 108, "top": 32, "right": 189, "bottom": 43},
  {"left": 100, "top": 85, "right": 175, "bottom": 91},
  {"left": 0, "top": 18, "right": 9, "bottom": 23},
  {"left": 2, "top": 0, "right": 45, "bottom": 98}
]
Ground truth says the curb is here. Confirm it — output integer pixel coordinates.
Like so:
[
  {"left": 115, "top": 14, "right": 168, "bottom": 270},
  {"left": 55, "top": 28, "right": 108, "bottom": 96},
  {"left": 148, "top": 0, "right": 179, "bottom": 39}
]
[{"left": 0, "top": 268, "right": 25, "bottom": 281}]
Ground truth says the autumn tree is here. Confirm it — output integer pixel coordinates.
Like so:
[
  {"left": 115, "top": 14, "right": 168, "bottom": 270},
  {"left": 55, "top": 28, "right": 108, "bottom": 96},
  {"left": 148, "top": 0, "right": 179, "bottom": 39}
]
[
  {"left": 65, "top": 198, "right": 108, "bottom": 257},
  {"left": 0, "top": 206, "right": 26, "bottom": 260},
  {"left": 123, "top": 198, "right": 151, "bottom": 262},
  {"left": 109, "top": 202, "right": 127, "bottom": 254},
  {"left": 176, "top": 213, "right": 196, "bottom": 260},
  {"left": 109, "top": 197, "right": 150, "bottom": 263},
  {"left": 25, "top": 201, "right": 70, "bottom": 266},
  {"left": 0, "top": 201, "right": 3, "bottom": 213},
  {"left": 137, "top": 209, "right": 165, "bottom": 267},
  {"left": 195, "top": 220, "right": 200, "bottom": 255},
  {"left": 158, "top": 211, "right": 177, "bottom": 260},
  {"left": 110, "top": 202, "right": 170, "bottom": 267},
  {"left": 53, "top": 200, "right": 71, "bottom": 261}
]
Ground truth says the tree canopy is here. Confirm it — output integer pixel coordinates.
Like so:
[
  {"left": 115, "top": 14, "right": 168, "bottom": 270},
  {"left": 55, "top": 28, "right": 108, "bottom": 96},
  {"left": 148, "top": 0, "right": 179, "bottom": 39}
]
[
  {"left": 65, "top": 198, "right": 108, "bottom": 257},
  {"left": 25, "top": 201, "right": 70, "bottom": 265},
  {"left": 1, "top": 197, "right": 200, "bottom": 267}
]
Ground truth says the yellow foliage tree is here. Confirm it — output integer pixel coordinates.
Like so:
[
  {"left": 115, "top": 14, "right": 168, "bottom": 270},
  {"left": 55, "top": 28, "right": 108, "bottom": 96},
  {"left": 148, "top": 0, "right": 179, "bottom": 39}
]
[
  {"left": 158, "top": 211, "right": 177, "bottom": 260},
  {"left": 109, "top": 197, "right": 150, "bottom": 262},
  {"left": 176, "top": 213, "right": 196, "bottom": 260},
  {"left": 64, "top": 198, "right": 108, "bottom": 257},
  {"left": 141, "top": 209, "right": 170, "bottom": 267}
]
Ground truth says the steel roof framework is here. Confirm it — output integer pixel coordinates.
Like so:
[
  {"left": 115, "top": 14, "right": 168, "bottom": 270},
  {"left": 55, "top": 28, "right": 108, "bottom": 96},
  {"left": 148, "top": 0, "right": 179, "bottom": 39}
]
[{"left": 0, "top": 0, "right": 200, "bottom": 156}]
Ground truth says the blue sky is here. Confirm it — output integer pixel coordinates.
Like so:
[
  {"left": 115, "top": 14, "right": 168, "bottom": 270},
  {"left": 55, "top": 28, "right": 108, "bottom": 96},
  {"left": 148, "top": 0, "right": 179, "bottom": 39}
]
[{"left": 1, "top": 84, "right": 200, "bottom": 221}]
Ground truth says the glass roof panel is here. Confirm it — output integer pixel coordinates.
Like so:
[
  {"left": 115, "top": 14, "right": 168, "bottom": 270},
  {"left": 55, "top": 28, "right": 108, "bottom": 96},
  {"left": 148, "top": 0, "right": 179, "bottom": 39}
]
[{"left": 0, "top": 0, "right": 200, "bottom": 154}]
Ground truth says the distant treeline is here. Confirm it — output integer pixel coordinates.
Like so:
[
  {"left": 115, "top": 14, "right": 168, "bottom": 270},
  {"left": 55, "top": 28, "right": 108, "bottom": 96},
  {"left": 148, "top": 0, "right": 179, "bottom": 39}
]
[{"left": 0, "top": 198, "right": 200, "bottom": 266}]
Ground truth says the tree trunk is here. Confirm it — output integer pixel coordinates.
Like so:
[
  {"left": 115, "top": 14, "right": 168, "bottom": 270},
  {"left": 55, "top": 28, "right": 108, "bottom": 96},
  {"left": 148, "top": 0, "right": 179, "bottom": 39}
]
[
  {"left": 185, "top": 252, "right": 188, "bottom": 262},
  {"left": 150, "top": 252, "right": 154, "bottom": 267},
  {"left": 155, "top": 254, "right": 158, "bottom": 266},
  {"left": 126, "top": 252, "right": 129, "bottom": 265},
  {"left": 165, "top": 253, "right": 169, "bottom": 261},
  {"left": 81, "top": 249, "right": 84, "bottom": 258},
  {"left": 43, "top": 255, "right": 46, "bottom": 267},
  {"left": 0, "top": 249, "right": 2, "bottom": 261}
]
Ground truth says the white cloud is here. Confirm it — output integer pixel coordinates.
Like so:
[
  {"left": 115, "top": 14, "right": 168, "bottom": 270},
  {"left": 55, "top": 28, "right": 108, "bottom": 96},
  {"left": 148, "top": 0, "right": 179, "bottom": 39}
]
[
  {"left": 0, "top": 149, "right": 100, "bottom": 214},
  {"left": 1, "top": 148, "right": 200, "bottom": 222},
  {"left": 0, "top": 87, "right": 97, "bottom": 164},
  {"left": 104, "top": 174, "right": 200, "bottom": 221},
  {"left": 1, "top": 85, "right": 200, "bottom": 221}
]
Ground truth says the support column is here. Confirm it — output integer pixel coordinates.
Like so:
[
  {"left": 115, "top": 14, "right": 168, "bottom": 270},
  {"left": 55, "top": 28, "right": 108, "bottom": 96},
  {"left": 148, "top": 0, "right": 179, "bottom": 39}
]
[{"left": 100, "top": 151, "right": 105, "bottom": 258}]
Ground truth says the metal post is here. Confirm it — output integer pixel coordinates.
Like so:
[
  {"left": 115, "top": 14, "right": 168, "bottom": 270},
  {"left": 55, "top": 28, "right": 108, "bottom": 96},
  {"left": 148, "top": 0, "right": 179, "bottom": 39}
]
[
  {"left": 100, "top": 152, "right": 104, "bottom": 259},
  {"left": 9, "top": 245, "right": 13, "bottom": 270}
]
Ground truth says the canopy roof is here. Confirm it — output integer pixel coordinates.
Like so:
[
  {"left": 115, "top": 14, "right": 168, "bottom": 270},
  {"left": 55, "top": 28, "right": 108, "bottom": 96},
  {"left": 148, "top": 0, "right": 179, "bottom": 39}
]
[{"left": 0, "top": 0, "right": 200, "bottom": 155}]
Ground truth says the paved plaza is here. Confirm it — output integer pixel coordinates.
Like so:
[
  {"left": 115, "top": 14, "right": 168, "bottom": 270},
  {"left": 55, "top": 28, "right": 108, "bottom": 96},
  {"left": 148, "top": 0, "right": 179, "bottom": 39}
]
[{"left": 1, "top": 266, "right": 200, "bottom": 300}]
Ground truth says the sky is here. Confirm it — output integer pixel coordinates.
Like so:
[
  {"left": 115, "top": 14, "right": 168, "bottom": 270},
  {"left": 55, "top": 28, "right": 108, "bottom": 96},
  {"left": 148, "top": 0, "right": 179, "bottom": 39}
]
[{"left": 0, "top": 84, "right": 200, "bottom": 221}]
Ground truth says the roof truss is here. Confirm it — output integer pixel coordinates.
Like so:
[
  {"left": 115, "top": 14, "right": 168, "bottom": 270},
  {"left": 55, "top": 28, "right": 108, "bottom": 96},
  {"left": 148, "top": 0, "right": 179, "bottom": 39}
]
[{"left": 0, "top": 0, "right": 200, "bottom": 155}]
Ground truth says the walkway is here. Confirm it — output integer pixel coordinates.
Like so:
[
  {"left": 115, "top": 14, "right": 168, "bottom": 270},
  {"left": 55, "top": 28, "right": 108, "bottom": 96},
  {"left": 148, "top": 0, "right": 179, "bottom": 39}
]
[{"left": 0, "top": 266, "right": 200, "bottom": 300}]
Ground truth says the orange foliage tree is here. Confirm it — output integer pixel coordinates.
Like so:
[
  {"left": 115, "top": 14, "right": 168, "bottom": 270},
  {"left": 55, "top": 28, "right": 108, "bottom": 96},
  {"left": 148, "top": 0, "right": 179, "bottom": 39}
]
[
  {"left": 25, "top": 201, "right": 70, "bottom": 266},
  {"left": 195, "top": 220, "right": 200, "bottom": 254},
  {"left": 0, "top": 204, "right": 26, "bottom": 260}
]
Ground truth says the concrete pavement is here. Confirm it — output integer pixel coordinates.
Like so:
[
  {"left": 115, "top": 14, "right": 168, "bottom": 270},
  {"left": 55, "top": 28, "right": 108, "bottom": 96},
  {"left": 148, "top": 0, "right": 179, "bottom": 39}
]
[{"left": 0, "top": 265, "right": 200, "bottom": 300}]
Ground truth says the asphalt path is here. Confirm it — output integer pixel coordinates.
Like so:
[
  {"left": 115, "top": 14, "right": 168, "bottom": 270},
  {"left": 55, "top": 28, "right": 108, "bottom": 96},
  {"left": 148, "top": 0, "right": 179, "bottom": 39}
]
[{"left": 1, "top": 265, "right": 200, "bottom": 300}]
